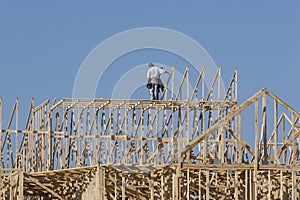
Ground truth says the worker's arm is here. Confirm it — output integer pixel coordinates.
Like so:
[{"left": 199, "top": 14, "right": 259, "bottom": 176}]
[
  {"left": 146, "top": 69, "right": 151, "bottom": 79},
  {"left": 159, "top": 68, "right": 170, "bottom": 75}
]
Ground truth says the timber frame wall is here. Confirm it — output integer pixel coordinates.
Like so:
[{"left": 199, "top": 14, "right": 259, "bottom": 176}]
[{"left": 0, "top": 67, "right": 299, "bottom": 199}]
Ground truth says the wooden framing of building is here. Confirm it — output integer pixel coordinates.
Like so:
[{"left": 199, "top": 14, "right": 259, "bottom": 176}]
[{"left": 0, "top": 67, "right": 299, "bottom": 199}]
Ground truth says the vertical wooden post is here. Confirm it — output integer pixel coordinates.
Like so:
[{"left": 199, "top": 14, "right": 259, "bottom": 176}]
[
  {"left": 206, "top": 170, "right": 209, "bottom": 200},
  {"left": 16, "top": 98, "right": 19, "bottom": 169},
  {"left": 42, "top": 106, "right": 46, "bottom": 171},
  {"left": 172, "top": 172, "right": 175, "bottom": 200},
  {"left": 141, "top": 104, "right": 145, "bottom": 165},
  {"left": 292, "top": 170, "right": 296, "bottom": 200},
  {"left": 94, "top": 102, "right": 97, "bottom": 165},
  {"left": 254, "top": 100, "right": 259, "bottom": 200},
  {"left": 63, "top": 102, "right": 67, "bottom": 169},
  {"left": 47, "top": 104, "right": 52, "bottom": 171},
  {"left": 30, "top": 99, "right": 35, "bottom": 172},
  {"left": 282, "top": 118, "right": 286, "bottom": 164},
  {"left": 186, "top": 97, "right": 190, "bottom": 162},
  {"left": 96, "top": 166, "right": 101, "bottom": 200},
  {"left": 114, "top": 170, "right": 117, "bottom": 200},
  {"left": 161, "top": 175, "right": 164, "bottom": 200},
  {"left": 268, "top": 170, "right": 271, "bottom": 200},
  {"left": 199, "top": 170, "right": 202, "bottom": 200},
  {"left": 109, "top": 104, "right": 113, "bottom": 164},
  {"left": 274, "top": 100, "right": 278, "bottom": 164},
  {"left": 203, "top": 108, "right": 207, "bottom": 164},
  {"left": 280, "top": 170, "right": 283, "bottom": 200},
  {"left": 262, "top": 93, "right": 267, "bottom": 163},
  {"left": 171, "top": 102, "right": 175, "bottom": 158},
  {"left": 292, "top": 113, "right": 296, "bottom": 165},
  {"left": 150, "top": 172, "right": 154, "bottom": 200},
  {"left": 122, "top": 173, "right": 125, "bottom": 200},
  {"left": 187, "top": 167, "right": 190, "bottom": 200},
  {"left": 77, "top": 103, "right": 82, "bottom": 167},
  {"left": 9, "top": 172, "right": 13, "bottom": 200},
  {"left": 219, "top": 126, "right": 224, "bottom": 164},
  {"left": 245, "top": 169, "right": 248, "bottom": 200},
  {"left": 175, "top": 165, "right": 180, "bottom": 200},
  {"left": 103, "top": 168, "right": 106, "bottom": 200},
  {"left": 249, "top": 170, "right": 252, "bottom": 200},
  {"left": 234, "top": 170, "right": 239, "bottom": 200},
  {"left": 237, "top": 112, "right": 242, "bottom": 163},
  {"left": 17, "top": 170, "right": 24, "bottom": 200},
  {"left": 235, "top": 68, "right": 238, "bottom": 101},
  {"left": 125, "top": 104, "right": 128, "bottom": 165}
]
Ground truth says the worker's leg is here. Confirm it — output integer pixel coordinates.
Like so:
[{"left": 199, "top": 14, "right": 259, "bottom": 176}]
[
  {"left": 152, "top": 84, "right": 159, "bottom": 100},
  {"left": 156, "top": 85, "right": 160, "bottom": 100},
  {"left": 148, "top": 88, "right": 153, "bottom": 100},
  {"left": 151, "top": 85, "right": 156, "bottom": 100}
]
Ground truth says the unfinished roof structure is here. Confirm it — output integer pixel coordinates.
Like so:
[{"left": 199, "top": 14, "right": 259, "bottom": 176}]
[{"left": 0, "top": 67, "right": 299, "bottom": 199}]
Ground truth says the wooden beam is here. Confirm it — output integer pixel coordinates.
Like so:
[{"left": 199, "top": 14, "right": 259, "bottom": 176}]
[{"left": 24, "top": 176, "right": 64, "bottom": 200}]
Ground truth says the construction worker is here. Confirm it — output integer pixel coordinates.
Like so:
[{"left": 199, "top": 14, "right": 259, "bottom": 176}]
[{"left": 146, "top": 63, "right": 169, "bottom": 100}]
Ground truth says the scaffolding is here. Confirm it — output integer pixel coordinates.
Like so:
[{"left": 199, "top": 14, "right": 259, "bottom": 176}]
[{"left": 0, "top": 67, "right": 299, "bottom": 199}]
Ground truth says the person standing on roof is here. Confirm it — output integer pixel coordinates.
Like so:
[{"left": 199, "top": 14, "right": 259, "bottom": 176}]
[{"left": 146, "top": 63, "right": 169, "bottom": 100}]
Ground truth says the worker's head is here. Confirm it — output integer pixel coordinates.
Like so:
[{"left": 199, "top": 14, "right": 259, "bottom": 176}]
[{"left": 148, "top": 63, "right": 154, "bottom": 68}]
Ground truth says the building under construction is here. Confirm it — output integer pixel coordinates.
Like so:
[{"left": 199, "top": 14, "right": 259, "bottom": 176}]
[{"left": 0, "top": 67, "right": 299, "bottom": 199}]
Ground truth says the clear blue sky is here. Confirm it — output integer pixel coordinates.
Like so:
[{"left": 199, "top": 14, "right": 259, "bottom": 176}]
[{"left": 0, "top": 1, "right": 299, "bottom": 118}]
